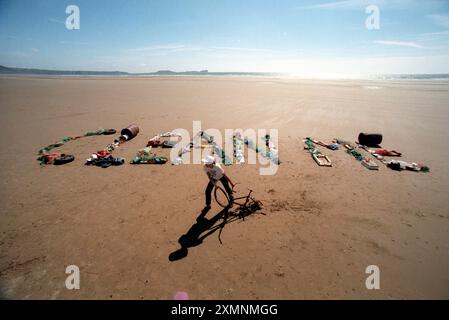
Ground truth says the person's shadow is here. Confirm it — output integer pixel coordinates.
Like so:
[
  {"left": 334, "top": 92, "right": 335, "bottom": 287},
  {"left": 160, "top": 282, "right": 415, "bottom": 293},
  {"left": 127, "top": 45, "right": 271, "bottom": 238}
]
[{"left": 169, "top": 206, "right": 230, "bottom": 262}]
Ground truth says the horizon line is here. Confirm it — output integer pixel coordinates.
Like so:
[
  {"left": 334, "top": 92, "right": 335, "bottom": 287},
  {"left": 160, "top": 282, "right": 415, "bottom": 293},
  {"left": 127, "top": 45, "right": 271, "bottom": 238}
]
[{"left": 2, "top": 65, "right": 449, "bottom": 78}]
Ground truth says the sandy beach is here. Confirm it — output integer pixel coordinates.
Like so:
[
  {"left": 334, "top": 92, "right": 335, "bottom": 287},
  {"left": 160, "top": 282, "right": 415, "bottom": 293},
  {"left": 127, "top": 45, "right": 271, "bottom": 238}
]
[{"left": 0, "top": 76, "right": 448, "bottom": 299}]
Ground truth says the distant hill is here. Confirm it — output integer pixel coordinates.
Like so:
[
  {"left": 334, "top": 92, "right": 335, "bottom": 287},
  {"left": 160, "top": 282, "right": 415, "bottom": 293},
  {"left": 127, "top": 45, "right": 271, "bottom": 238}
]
[
  {"left": 0, "top": 65, "right": 129, "bottom": 76},
  {"left": 0, "top": 65, "right": 277, "bottom": 77}
]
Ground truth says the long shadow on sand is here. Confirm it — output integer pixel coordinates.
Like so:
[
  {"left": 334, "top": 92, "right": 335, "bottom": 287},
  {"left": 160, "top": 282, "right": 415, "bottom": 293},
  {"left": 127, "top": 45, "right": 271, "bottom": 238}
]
[{"left": 169, "top": 205, "right": 264, "bottom": 262}]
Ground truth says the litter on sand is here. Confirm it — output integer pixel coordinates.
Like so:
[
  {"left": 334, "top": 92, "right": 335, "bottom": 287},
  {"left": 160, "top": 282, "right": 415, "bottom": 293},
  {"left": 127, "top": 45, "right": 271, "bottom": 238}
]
[
  {"left": 147, "top": 131, "right": 181, "bottom": 148},
  {"left": 327, "top": 143, "right": 339, "bottom": 151},
  {"left": 233, "top": 132, "right": 245, "bottom": 164},
  {"left": 346, "top": 148, "right": 364, "bottom": 161},
  {"left": 37, "top": 127, "right": 116, "bottom": 166},
  {"left": 38, "top": 125, "right": 431, "bottom": 175},
  {"left": 373, "top": 149, "right": 402, "bottom": 157},
  {"left": 303, "top": 138, "right": 332, "bottom": 167},
  {"left": 120, "top": 124, "right": 139, "bottom": 141},
  {"left": 37, "top": 153, "right": 75, "bottom": 166},
  {"left": 342, "top": 143, "right": 364, "bottom": 162},
  {"left": 199, "top": 132, "right": 233, "bottom": 166},
  {"left": 333, "top": 138, "right": 353, "bottom": 147},
  {"left": 245, "top": 135, "right": 281, "bottom": 165},
  {"left": 361, "top": 158, "right": 379, "bottom": 170},
  {"left": 335, "top": 138, "right": 381, "bottom": 170},
  {"left": 353, "top": 136, "right": 429, "bottom": 173},
  {"left": 313, "top": 152, "right": 332, "bottom": 167},
  {"left": 159, "top": 131, "right": 182, "bottom": 138},
  {"left": 86, "top": 155, "right": 125, "bottom": 168},
  {"left": 85, "top": 145, "right": 125, "bottom": 168},
  {"left": 262, "top": 134, "right": 281, "bottom": 164},
  {"left": 172, "top": 142, "right": 193, "bottom": 165},
  {"left": 130, "top": 147, "right": 168, "bottom": 165},
  {"left": 148, "top": 138, "right": 177, "bottom": 148},
  {"left": 307, "top": 138, "right": 339, "bottom": 151},
  {"left": 174, "top": 131, "right": 234, "bottom": 166},
  {"left": 357, "top": 143, "right": 385, "bottom": 160},
  {"left": 358, "top": 133, "right": 383, "bottom": 147},
  {"left": 86, "top": 124, "right": 139, "bottom": 168},
  {"left": 385, "top": 160, "right": 429, "bottom": 172}
]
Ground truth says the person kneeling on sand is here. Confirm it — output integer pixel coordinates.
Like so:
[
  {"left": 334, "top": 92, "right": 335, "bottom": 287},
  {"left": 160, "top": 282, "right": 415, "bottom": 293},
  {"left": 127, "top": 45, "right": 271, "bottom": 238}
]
[{"left": 202, "top": 155, "right": 234, "bottom": 211}]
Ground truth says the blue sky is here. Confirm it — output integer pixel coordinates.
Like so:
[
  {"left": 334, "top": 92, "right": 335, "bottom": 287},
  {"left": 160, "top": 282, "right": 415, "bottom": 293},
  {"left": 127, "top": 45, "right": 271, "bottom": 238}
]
[{"left": 1, "top": 0, "right": 449, "bottom": 76}]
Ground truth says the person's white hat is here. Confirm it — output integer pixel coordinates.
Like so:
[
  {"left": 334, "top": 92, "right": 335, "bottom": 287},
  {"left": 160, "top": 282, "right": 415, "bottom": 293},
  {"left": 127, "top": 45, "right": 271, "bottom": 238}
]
[{"left": 202, "top": 155, "right": 215, "bottom": 165}]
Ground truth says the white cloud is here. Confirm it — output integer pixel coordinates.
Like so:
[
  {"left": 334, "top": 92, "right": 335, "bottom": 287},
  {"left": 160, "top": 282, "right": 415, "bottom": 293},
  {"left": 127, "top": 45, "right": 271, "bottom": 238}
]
[
  {"left": 126, "top": 44, "right": 203, "bottom": 57},
  {"left": 130, "top": 44, "right": 191, "bottom": 52},
  {"left": 427, "top": 14, "right": 449, "bottom": 29},
  {"left": 420, "top": 30, "right": 449, "bottom": 37},
  {"left": 211, "top": 46, "right": 275, "bottom": 53},
  {"left": 30, "top": 48, "right": 39, "bottom": 53},
  {"left": 169, "top": 46, "right": 202, "bottom": 53},
  {"left": 373, "top": 40, "right": 424, "bottom": 48},
  {"left": 127, "top": 44, "right": 282, "bottom": 58}
]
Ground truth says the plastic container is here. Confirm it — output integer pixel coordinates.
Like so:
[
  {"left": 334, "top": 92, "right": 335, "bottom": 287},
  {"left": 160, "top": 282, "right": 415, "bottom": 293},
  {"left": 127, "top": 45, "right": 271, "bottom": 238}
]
[
  {"left": 121, "top": 124, "right": 140, "bottom": 140},
  {"left": 358, "top": 133, "right": 383, "bottom": 147}
]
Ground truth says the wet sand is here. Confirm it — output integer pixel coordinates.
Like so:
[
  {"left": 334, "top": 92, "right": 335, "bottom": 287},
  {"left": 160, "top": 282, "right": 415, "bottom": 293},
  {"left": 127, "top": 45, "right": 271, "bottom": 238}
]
[{"left": 0, "top": 76, "right": 448, "bottom": 299}]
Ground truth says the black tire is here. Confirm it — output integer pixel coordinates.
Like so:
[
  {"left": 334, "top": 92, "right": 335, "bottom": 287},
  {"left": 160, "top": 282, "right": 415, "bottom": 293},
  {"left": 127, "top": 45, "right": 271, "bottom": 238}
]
[
  {"left": 214, "top": 186, "right": 230, "bottom": 208},
  {"left": 103, "top": 129, "right": 117, "bottom": 135},
  {"left": 53, "top": 154, "right": 75, "bottom": 165}
]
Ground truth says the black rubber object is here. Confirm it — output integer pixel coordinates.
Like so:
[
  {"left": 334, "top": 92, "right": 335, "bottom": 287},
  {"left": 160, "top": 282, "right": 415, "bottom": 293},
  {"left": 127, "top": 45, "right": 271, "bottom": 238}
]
[
  {"left": 103, "top": 129, "right": 117, "bottom": 135},
  {"left": 162, "top": 141, "right": 177, "bottom": 148},
  {"left": 155, "top": 157, "right": 168, "bottom": 164},
  {"left": 214, "top": 186, "right": 230, "bottom": 208},
  {"left": 387, "top": 162, "right": 402, "bottom": 171},
  {"left": 149, "top": 157, "right": 168, "bottom": 164},
  {"left": 53, "top": 154, "right": 75, "bottom": 165},
  {"left": 358, "top": 133, "right": 383, "bottom": 147}
]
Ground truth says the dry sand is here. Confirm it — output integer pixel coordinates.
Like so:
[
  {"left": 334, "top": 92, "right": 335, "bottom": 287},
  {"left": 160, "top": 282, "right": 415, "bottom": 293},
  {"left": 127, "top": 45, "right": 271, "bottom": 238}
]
[{"left": 0, "top": 76, "right": 448, "bottom": 299}]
